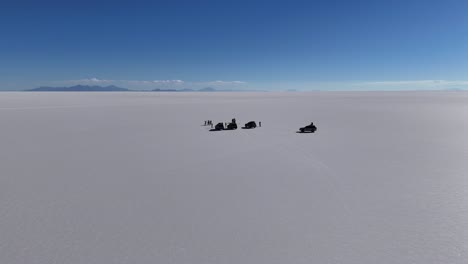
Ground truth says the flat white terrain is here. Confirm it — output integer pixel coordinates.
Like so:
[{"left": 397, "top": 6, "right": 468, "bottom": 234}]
[{"left": 1, "top": 91, "right": 468, "bottom": 264}]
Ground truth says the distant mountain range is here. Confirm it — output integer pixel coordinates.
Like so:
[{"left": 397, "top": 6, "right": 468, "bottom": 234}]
[
  {"left": 27, "top": 85, "right": 129, "bottom": 91},
  {"left": 25, "top": 85, "right": 264, "bottom": 92}
]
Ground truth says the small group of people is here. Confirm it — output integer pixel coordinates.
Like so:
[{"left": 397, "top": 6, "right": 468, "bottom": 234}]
[{"left": 204, "top": 120, "right": 213, "bottom": 126}]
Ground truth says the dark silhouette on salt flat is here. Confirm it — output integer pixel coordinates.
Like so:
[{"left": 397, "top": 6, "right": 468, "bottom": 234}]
[
  {"left": 297, "top": 122, "right": 317, "bottom": 133},
  {"left": 242, "top": 121, "right": 257, "bottom": 129}
]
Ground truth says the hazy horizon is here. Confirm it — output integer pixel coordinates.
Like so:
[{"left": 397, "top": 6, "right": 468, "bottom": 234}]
[{"left": 3, "top": 80, "right": 468, "bottom": 92}]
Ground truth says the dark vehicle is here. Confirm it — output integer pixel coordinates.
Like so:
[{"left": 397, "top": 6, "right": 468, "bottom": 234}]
[
  {"left": 299, "top": 122, "right": 317, "bottom": 133},
  {"left": 226, "top": 122, "right": 237, "bottom": 130},
  {"left": 213, "top": 122, "right": 225, "bottom": 130},
  {"left": 224, "top": 118, "right": 237, "bottom": 130},
  {"left": 243, "top": 121, "right": 257, "bottom": 129}
]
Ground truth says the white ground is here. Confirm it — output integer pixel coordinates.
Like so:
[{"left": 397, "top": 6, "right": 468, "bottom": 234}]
[{"left": 1, "top": 91, "right": 468, "bottom": 264}]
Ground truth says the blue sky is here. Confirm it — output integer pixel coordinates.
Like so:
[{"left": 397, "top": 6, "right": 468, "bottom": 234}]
[{"left": 1, "top": 0, "right": 468, "bottom": 90}]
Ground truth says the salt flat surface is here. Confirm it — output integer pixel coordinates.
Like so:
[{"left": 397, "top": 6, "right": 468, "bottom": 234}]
[{"left": 1, "top": 91, "right": 468, "bottom": 264}]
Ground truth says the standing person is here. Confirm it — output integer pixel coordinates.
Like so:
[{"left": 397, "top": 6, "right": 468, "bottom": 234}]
[
  {"left": 259, "top": 121, "right": 261, "bottom": 127},
  {"left": 211, "top": 123, "right": 213, "bottom": 128},
  {"left": 205, "top": 121, "right": 207, "bottom": 126}
]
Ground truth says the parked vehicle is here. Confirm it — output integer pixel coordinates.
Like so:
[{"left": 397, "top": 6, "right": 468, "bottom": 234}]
[
  {"left": 214, "top": 122, "right": 225, "bottom": 130},
  {"left": 226, "top": 122, "right": 237, "bottom": 130},
  {"left": 299, "top": 122, "right": 317, "bottom": 133},
  {"left": 243, "top": 121, "right": 257, "bottom": 129}
]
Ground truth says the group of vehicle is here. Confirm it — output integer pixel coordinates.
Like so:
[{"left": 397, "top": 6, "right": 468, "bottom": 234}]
[
  {"left": 208, "top": 118, "right": 317, "bottom": 133},
  {"left": 210, "top": 118, "right": 240, "bottom": 131}
]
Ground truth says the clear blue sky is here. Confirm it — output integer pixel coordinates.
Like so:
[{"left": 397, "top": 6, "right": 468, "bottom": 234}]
[{"left": 2, "top": 0, "right": 468, "bottom": 90}]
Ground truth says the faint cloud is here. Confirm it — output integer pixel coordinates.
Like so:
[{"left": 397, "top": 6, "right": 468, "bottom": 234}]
[
  {"left": 151, "top": 80, "right": 184, "bottom": 84},
  {"left": 73, "top": 77, "right": 113, "bottom": 83},
  {"left": 212, "top": 80, "right": 246, "bottom": 85}
]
